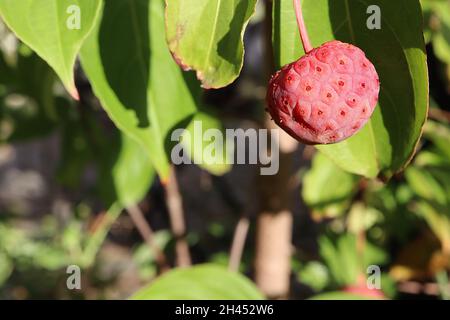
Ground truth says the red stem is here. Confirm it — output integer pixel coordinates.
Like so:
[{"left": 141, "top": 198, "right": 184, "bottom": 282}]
[{"left": 293, "top": 0, "right": 313, "bottom": 53}]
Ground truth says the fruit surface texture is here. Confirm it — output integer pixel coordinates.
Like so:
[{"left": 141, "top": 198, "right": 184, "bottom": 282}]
[{"left": 266, "top": 40, "right": 380, "bottom": 145}]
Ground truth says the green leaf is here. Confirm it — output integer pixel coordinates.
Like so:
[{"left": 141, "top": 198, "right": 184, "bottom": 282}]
[
  {"left": 130, "top": 264, "right": 264, "bottom": 300},
  {"left": 414, "top": 200, "right": 450, "bottom": 248},
  {"left": 273, "top": 0, "right": 428, "bottom": 178},
  {"left": 347, "top": 203, "right": 383, "bottom": 234},
  {"left": 309, "top": 291, "right": 377, "bottom": 300},
  {"left": 415, "top": 151, "right": 450, "bottom": 168},
  {"left": 405, "top": 166, "right": 447, "bottom": 206},
  {"left": 103, "top": 133, "right": 155, "bottom": 207},
  {"left": 337, "top": 234, "right": 360, "bottom": 285},
  {"left": 427, "top": 167, "right": 450, "bottom": 199},
  {"left": 319, "top": 236, "right": 349, "bottom": 285},
  {"left": 428, "top": 0, "right": 450, "bottom": 64},
  {"left": 80, "top": 0, "right": 199, "bottom": 180},
  {"left": 423, "top": 121, "right": 450, "bottom": 160},
  {"left": 180, "top": 111, "right": 232, "bottom": 176},
  {"left": 436, "top": 270, "right": 450, "bottom": 300},
  {"left": 319, "top": 234, "right": 387, "bottom": 286},
  {"left": 302, "top": 152, "right": 359, "bottom": 217},
  {"left": 81, "top": 203, "right": 123, "bottom": 267},
  {"left": 0, "top": 0, "right": 103, "bottom": 98},
  {"left": 420, "top": 0, "right": 434, "bottom": 43},
  {"left": 165, "top": 0, "right": 257, "bottom": 89},
  {"left": 0, "top": 251, "right": 13, "bottom": 286},
  {"left": 133, "top": 231, "right": 171, "bottom": 281},
  {"left": 113, "top": 135, "right": 154, "bottom": 207},
  {"left": 297, "top": 261, "right": 330, "bottom": 292}
]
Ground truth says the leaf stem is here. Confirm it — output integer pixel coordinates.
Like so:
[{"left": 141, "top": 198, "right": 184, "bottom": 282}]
[
  {"left": 165, "top": 166, "right": 192, "bottom": 267},
  {"left": 293, "top": 0, "right": 313, "bottom": 53},
  {"left": 229, "top": 216, "right": 250, "bottom": 272},
  {"left": 127, "top": 204, "right": 170, "bottom": 273}
]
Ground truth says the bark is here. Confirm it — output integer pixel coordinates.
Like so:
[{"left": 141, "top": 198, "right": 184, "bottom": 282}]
[{"left": 254, "top": 123, "right": 297, "bottom": 298}]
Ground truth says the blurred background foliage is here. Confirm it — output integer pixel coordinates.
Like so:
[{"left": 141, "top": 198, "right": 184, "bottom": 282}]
[{"left": 0, "top": 0, "right": 449, "bottom": 300}]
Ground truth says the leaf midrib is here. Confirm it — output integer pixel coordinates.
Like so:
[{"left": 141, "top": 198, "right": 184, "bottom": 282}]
[
  {"left": 127, "top": 0, "right": 164, "bottom": 160},
  {"left": 344, "top": 0, "right": 379, "bottom": 173},
  {"left": 147, "top": 5, "right": 169, "bottom": 175},
  {"left": 54, "top": 0, "right": 70, "bottom": 86},
  {"left": 128, "top": 0, "right": 148, "bottom": 87},
  {"left": 352, "top": 0, "right": 417, "bottom": 172},
  {"left": 203, "top": 0, "right": 223, "bottom": 73}
]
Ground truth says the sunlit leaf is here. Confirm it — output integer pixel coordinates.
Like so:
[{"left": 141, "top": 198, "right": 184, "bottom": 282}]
[
  {"left": 165, "top": 0, "right": 257, "bottom": 88},
  {"left": 131, "top": 264, "right": 264, "bottom": 300},
  {"left": 302, "top": 152, "right": 359, "bottom": 217},
  {"left": 0, "top": 0, "right": 103, "bottom": 98},
  {"left": 273, "top": 0, "right": 428, "bottom": 178},
  {"left": 309, "top": 291, "right": 377, "bottom": 300},
  {"left": 101, "top": 133, "right": 155, "bottom": 207}
]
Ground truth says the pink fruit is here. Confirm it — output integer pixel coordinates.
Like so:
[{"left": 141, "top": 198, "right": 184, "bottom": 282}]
[
  {"left": 266, "top": 41, "right": 380, "bottom": 144},
  {"left": 266, "top": 1, "right": 380, "bottom": 144},
  {"left": 343, "top": 284, "right": 385, "bottom": 299}
]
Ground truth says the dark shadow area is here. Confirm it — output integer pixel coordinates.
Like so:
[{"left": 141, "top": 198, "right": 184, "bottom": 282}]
[
  {"left": 427, "top": 44, "right": 450, "bottom": 111},
  {"left": 217, "top": 0, "right": 253, "bottom": 65},
  {"left": 182, "top": 71, "right": 203, "bottom": 105},
  {"left": 98, "top": 130, "right": 123, "bottom": 207},
  {"left": 271, "top": 0, "right": 282, "bottom": 68},
  {"left": 99, "top": 0, "right": 150, "bottom": 128},
  {"left": 75, "top": 70, "right": 124, "bottom": 207},
  {"left": 163, "top": 114, "right": 195, "bottom": 161},
  {"left": 161, "top": 67, "right": 200, "bottom": 160}
]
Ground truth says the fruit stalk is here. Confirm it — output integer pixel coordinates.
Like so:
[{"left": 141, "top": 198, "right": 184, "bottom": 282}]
[{"left": 293, "top": 0, "right": 312, "bottom": 53}]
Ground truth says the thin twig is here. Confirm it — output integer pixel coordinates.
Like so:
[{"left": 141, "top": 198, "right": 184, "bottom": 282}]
[
  {"left": 428, "top": 108, "right": 450, "bottom": 123},
  {"left": 164, "top": 166, "right": 192, "bottom": 267},
  {"left": 229, "top": 217, "right": 250, "bottom": 272},
  {"left": 127, "top": 204, "right": 170, "bottom": 272}
]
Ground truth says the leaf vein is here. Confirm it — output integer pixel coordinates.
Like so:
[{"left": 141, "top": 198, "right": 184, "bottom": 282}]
[{"left": 203, "top": 0, "right": 223, "bottom": 76}]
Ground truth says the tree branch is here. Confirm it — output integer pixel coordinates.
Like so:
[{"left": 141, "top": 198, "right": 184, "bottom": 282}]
[
  {"left": 164, "top": 166, "right": 192, "bottom": 267},
  {"left": 428, "top": 108, "right": 450, "bottom": 123},
  {"left": 229, "top": 216, "right": 250, "bottom": 272},
  {"left": 126, "top": 204, "right": 170, "bottom": 273}
]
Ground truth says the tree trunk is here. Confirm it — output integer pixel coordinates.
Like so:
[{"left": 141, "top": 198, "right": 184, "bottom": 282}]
[
  {"left": 254, "top": 123, "right": 297, "bottom": 298},
  {"left": 253, "top": 0, "right": 298, "bottom": 299}
]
